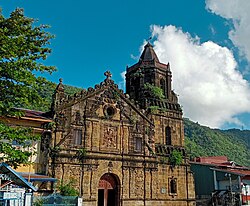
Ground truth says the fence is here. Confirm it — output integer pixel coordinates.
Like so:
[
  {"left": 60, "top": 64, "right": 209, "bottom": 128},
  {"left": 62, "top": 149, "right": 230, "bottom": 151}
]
[{"left": 33, "top": 193, "right": 81, "bottom": 206}]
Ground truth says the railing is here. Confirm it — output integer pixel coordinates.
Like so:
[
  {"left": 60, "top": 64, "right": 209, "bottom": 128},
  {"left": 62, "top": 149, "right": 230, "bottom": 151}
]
[{"left": 155, "top": 144, "right": 186, "bottom": 157}]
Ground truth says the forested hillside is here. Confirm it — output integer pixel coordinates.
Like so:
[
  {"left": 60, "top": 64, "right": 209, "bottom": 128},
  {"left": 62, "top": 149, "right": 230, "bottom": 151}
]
[
  {"left": 184, "top": 118, "right": 250, "bottom": 167},
  {"left": 15, "top": 81, "right": 83, "bottom": 112},
  {"left": 18, "top": 81, "right": 250, "bottom": 167}
]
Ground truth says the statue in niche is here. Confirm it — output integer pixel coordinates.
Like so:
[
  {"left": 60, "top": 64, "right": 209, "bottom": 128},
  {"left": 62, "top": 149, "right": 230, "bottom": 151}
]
[{"left": 74, "top": 111, "right": 83, "bottom": 125}]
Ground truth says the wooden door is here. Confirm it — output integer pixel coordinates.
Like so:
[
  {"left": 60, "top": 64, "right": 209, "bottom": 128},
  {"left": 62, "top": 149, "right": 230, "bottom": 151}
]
[{"left": 98, "top": 174, "right": 119, "bottom": 206}]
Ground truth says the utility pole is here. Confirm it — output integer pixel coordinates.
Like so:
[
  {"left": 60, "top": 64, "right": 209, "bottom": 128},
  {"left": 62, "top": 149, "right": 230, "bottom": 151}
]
[{"left": 225, "top": 173, "right": 233, "bottom": 206}]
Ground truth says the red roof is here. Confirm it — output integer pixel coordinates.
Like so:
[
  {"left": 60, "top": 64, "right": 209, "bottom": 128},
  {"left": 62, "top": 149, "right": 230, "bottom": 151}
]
[
  {"left": 11, "top": 108, "right": 52, "bottom": 122},
  {"left": 194, "top": 156, "right": 228, "bottom": 164},
  {"left": 22, "top": 109, "right": 51, "bottom": 120},
  {"left": 192, "top": 156, "right": 250, "bottom": 177}
]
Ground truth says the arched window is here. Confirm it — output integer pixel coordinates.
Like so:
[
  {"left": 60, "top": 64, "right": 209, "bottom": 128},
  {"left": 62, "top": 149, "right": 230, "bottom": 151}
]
[
  {"left": 166, "top": 126, "right": 171, "bottom": 145},
  {"left": 134, "top": 77, "right": 140, "bottom": 100},
  {"left": 169, "top": 177, "right": 177, "bottom": 194},
  {"left": 160, "top": 78, "right": 166, "bottom": 97}
]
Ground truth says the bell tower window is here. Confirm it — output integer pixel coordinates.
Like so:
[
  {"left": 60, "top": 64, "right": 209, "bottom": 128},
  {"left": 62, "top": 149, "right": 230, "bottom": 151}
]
[
  {"left": 160, "top": 78, "right": 166, "bottom": 97},
  {"left": 166, "top": 126, "right": 171, "bottom": 145},
  {"left": 134, "top": 77, "right": 140, "bottom": 100}
]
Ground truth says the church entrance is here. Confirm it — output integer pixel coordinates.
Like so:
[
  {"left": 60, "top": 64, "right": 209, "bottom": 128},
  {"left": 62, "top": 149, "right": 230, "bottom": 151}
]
[{"left": 98, "top": 173, "right": 120, "bottom": 206}]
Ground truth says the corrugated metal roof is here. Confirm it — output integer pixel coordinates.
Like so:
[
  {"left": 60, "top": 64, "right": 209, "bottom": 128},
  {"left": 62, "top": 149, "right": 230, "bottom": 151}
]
[
  {"left": 21, "top": 108, "right": 52, "bottom": 120},
  {"left": 0, "top": 163, "right": 37, "bottom": 191},
  {"left": 19, "top": 172, "right": 57, "bottom": 182},
  {"left": 211, "top": 167, "right": 250, "bottom": 177}
]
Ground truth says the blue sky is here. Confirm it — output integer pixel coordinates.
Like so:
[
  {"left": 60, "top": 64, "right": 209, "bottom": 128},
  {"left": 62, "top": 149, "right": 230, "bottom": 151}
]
[{"left": 1, "top": 0, "right": 250, "bottom": 130}]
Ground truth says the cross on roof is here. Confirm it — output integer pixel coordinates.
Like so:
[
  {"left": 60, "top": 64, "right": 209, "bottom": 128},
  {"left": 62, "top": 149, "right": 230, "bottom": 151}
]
[{"left": 104, "top": 71, "right": 112, "bottom": 79}]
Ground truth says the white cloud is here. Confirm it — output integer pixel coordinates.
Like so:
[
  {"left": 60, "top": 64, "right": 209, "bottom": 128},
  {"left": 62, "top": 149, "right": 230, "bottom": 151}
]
[
  {"left": 206, "top": 0, "right": 250, "bottom": 63},
  {"left": 130, "top": 54, "right": 139, "bottom": 61},
  {"left": 209, "top": 24, "right": 216, "bottom": 36},
  {"left": 151, "top": 25, "right": 250, "bottom": 128},
  {"left": 119, "top": 71, "right": 126, "bottom": 90}
]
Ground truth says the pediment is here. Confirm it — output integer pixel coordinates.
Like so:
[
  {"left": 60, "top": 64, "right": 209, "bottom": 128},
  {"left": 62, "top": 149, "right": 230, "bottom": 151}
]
[{"left": 54, "top": 72, "right": 153, "bottom": 126}]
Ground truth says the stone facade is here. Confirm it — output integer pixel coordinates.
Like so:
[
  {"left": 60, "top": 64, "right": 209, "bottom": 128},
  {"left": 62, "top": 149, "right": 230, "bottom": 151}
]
[{"left": 47, "top": 42, "right": 196, "bottom": 205}]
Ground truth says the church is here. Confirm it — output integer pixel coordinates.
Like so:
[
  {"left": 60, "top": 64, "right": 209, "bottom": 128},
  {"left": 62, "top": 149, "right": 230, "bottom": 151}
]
[{"left": 46, "top": 42, "right": 196, "bottom": 206}]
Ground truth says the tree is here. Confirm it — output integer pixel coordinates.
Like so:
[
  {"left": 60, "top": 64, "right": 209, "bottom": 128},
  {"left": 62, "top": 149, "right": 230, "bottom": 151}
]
[{"left": 0, "top": 8, "right": 56, "bottom": 168}]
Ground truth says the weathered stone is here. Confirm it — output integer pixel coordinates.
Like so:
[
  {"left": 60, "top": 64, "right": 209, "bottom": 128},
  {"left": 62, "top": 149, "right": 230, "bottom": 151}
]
[{"left": 48, "top": 42, "right": 195, "bottom": 205}]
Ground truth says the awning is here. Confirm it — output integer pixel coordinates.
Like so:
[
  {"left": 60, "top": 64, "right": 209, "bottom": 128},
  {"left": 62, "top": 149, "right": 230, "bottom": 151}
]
[
  {"left": 211, "top": 167, "right": 250, "bottom": 177},
  {"left": 0, "top": 162, "right": 37, "bottom": 191},
  {"left": 19, "top": 172, "right": 57, "bottom": 182}
]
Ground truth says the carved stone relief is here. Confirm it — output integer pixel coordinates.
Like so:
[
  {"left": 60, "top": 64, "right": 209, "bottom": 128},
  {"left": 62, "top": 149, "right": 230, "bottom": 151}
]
[
  {"left": 134, "top": 169, "right": 144, "bottom": 197},
  {"left": 72, "top": 110, "right": 83, "bottom": 125},
  {"left": 101, "top": 125, "right": 118, "bottom": 151}
]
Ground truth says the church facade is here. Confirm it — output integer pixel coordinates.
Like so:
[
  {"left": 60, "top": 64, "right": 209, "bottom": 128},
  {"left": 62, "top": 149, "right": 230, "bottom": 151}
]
[{"left": 47, "top": 42, "right": 195, "bottom": 206}]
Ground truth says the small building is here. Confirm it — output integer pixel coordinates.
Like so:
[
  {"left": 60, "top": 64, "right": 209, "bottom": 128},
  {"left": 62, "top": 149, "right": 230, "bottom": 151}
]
[
  {"left": 0, "top": 162, "right": 36, "bottom": 206},
  {"left": 191, "top": 156, "right": 250, "bottom": 206},
  {"left": 0, "top": 109, "right": 56, "bottom": 193}
]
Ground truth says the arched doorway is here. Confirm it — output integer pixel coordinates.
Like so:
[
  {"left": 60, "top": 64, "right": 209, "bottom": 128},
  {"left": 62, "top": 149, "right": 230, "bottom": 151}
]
[{"left": 98, "top": 173, "right": 120, "bottom": 206}]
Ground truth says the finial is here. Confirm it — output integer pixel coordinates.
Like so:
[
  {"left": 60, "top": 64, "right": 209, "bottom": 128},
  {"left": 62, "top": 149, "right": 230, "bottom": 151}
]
[
  {"left": 104, "top": 71, "right": 112, "bottom": 79},
  {"left": 167, "top": 62, "right": 170, "bottom": 69},
  {"left": 56, "top": 78, "right": 64, "bottom": 92},
  {"left": 145, "top": 37, "right": 153, "bottom": 48},
  {"left": 146, "top": 36, "right": 152, "bottom": 42}
]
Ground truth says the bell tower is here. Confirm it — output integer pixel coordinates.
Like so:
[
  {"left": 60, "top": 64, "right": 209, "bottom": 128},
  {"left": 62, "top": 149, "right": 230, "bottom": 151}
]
[{"left": 126, "top": 42, "right": 180, "bottom": 112}]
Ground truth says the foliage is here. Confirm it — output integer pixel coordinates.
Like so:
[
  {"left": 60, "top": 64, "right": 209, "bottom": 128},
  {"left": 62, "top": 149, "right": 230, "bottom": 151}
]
[
  {"left": 0, "top": 8, "right": 56, "bottom": 116},
  {"left": 149, "top": 105, "right": 159, "bottom": 113},
  {"left": 131, "top": 70, "right": 143, "bottom": 78},
  {"left": 184, "top": 118, "right": 250, "bottom": 167},
  {"left": 144, "top": 83, "right": 165, "bottom": 100},
  {"left": 33, "top": 199, "right": 43, "bottom": 206},
  {"left": 57, "top": 179, "right": 79, "bottom": 196},
  {"left": 64, "top": 85, "right": 83, "bottom": 96},
  {"left": 169, "top": 149, "right": 183, "bottom": 167},
  {"left": 0, "top": 123, "right": 39, "bottom": 168},
  {"left": 0, "top": 8, "right": 55, "bottom": 167},
  {"left": 15, "top": 81, "right": 82, "bottom": 112},
  {"left": 76, "top": 148, "right": 87, "bottom": 160},
  {"left": 221, "top": 129, "right": 250, "bottom": 149}
]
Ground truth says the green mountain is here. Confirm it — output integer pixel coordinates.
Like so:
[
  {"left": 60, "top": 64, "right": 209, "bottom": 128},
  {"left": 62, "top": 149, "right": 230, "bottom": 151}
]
[
  {"left": 184, "top": 118, "right": 250, "bottom": 167},
  {"left": 19, "top": 81, "right": 250, "bottom": 166},
  {"left": 16, "top": 81, "right": 83, "bottom": 112}
]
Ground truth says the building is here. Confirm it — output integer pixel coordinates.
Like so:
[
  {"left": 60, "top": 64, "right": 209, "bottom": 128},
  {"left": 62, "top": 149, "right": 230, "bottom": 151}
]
[
  {"left": 0, "top": 109, "right": 56, "bottom": 194},
  {"left": 191, "top": 156, "right": 250, "bottom": 206},
  {"left": 48, "top": 42, "right": 195, "bottom": 206},
  {"left": 0, "top": 162, "right": 36, "bottom": 206},
  {"left": 0, "top": 108, "right": 52, "bottom": 174}
]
